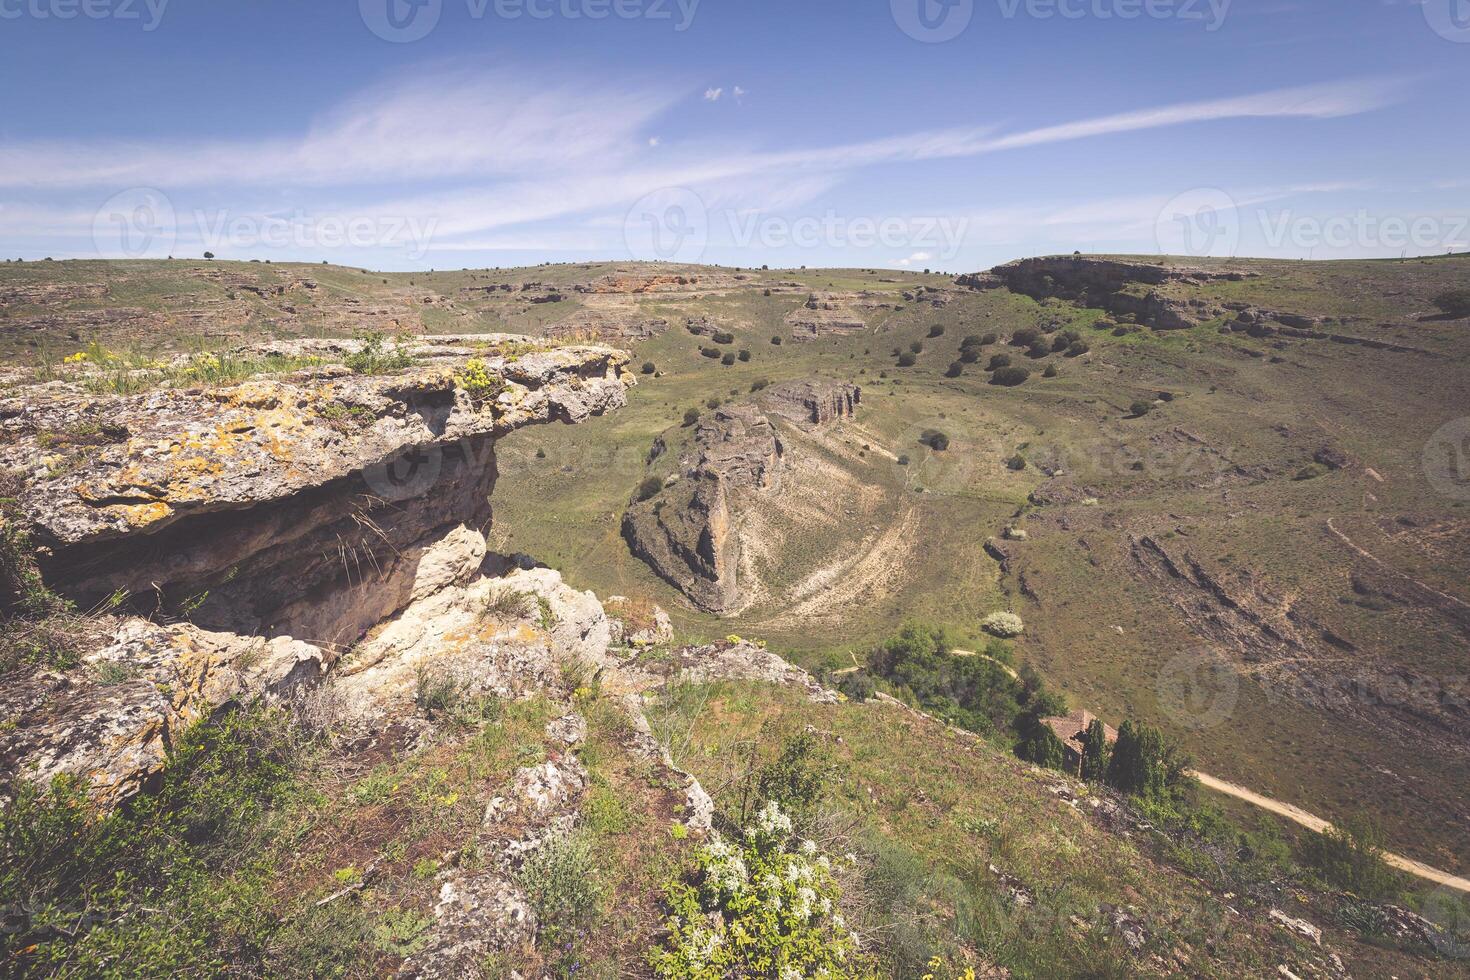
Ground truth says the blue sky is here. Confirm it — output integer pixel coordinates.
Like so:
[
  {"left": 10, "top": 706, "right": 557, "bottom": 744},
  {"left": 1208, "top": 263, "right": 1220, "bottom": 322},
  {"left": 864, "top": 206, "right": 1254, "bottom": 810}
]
[{"left": 1, "top": 0, "right": 1467, "bottom": 270}]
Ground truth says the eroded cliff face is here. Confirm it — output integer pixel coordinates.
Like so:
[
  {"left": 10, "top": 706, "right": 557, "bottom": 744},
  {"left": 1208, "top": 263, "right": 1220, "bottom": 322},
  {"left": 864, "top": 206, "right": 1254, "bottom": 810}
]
[
  {"left": 0, "top": 336, "right": 637, "bottom": 807},
  {"left": 622, "top": 379, "right": 861, "bottom": 613}
]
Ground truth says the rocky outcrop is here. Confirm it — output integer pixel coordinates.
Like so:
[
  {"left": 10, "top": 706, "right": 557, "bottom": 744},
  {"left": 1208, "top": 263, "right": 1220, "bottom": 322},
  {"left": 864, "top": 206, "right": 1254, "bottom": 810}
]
[
  {"left": 758, "top": 379, "right": 861, "bottom": 430},
  {"left": 785, "top": 292, "right": 886, "bottom": 341},
  {"left": 963, "top": 256, "right": 1253, "bottom": 331},
  {"left": 0, "top": 337, "right": 634, "bottom": 805},
  {"left": 544, "top": 307, "right": 670, "bottom": 341},
  {"left": 622, "top": 381, "right": 859, "bottom": 613},
  {"left": 3, "top": 335, "right": 631, "bottom": 645}
]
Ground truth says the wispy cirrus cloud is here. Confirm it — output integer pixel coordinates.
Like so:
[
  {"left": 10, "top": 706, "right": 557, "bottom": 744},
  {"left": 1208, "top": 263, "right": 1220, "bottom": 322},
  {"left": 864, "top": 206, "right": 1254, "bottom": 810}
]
[{"left": 0, "top": 65, "right": 1416, "bottom": 261}]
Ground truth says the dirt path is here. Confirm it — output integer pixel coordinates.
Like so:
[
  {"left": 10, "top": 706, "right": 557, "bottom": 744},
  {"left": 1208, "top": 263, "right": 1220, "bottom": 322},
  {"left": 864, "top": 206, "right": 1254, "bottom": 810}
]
[
  {"left": 848, "top": 647, "right": 1470, "bottom": 893},
  {"left": 1326, "top": 517, "right": 1470, "bottom": 615},
  {"left": 1189, "top": 771, "right": 1470, "bottom": 894}
]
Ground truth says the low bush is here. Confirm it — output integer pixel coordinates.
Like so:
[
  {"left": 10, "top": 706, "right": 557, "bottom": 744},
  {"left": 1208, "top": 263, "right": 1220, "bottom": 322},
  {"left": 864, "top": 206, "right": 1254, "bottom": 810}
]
[
  {"left": 1011, "top": 327, "right": 1040, "bottom": 347},
  {"left": 1304, "top": 813, "right": 1400, "bottom": 901},
  {"left": 641, "top": 361, "right": 656, "bottom": 375},
  {"left": 990, "top": 367, "right": 1030, "bottom": 387},
  {"left": 637, "top": 475, "right": 665, "bottom": 501},
  {"left": 928, "top": 324, "right": 946, "bottom": 338},
  {"left": 519, "top": 832, "right": 603, "bottom": 966},
  {"left": 897, "top": 352, "right": 917, "bottom": 368},
  {"left": 712, "top": 331, "right": 735, "bottom": 345},
  {"left": 945, "top": 361, "right": 963, "bottom": 378},
  {"left": 1432, "top": 288, "right": 1470, "bottom": 318},
  {"left": 1130, "top": 400, "right": 1154, "bottom": 417},
  {"left": 987, "top": 353, "right": 1012, "bottom": 370},
  {"left": 649, "top": 802, "right": 874, "bottom": 978},
  {"left": 980, "top": 612, "right": 1024, "bottom": 638}
]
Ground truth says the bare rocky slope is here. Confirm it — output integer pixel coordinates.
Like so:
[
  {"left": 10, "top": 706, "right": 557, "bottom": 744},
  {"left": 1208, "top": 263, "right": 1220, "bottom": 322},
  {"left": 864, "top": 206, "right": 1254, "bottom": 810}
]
[{"left": 621, "top": 378, "right": 860, "bottom": 613}]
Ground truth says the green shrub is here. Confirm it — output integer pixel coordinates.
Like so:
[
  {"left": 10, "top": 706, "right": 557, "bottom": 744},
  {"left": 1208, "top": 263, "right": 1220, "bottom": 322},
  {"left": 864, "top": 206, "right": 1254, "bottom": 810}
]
[
  {"left": 649, "top": 802, "right": 875, "bottom": 978},
  {"left": 1303, "top": 813, "right": 1399, "bottom": 901},
  {"left": 1011, "top": 328, "right": 1040, "bottom": 347},
  {"left": 1065, "top": 341, "right": 1089, "bottom": 357},
  {"left": 897, "top": 352, "right": 917, "bottom": 368},
  {"left": 641, "top": 361, "right": 657, "bottom": 375},
  {"left": 1081, "top": 718, "right": 1111, "bottom": 781},
  {"left": 836, "top": 671, "right": 876, "bottom": 702},
  {"left": 0, "top": 710, "right": 313, "bottom": 976},
  {"left": 344, "top": 332, "right": 415, "bottom": 375},
  {"left": 959, "top": 348, "right": 981, "bottom": 364},
  {"left": 986, "top": 353, "right": 1012, "bottom": 370},
  {"left": 712, "top": 331, "right": 735, "bottom": 345},
  {"left": 700, "top": 347, "right": 721, "bottom": 359},
  {"left": 920, "top": 430, "right": 950, "bottom": 451},
  {"left": 771, "top": 336, "right": 783, "bottom": 345},
  {"left": 683, "top": 408, "right": 701, "bottom": 426},
  {"left": 1042, "top": 364, "right": 1059, "bottom": 378},
  {"left": 945, "top": 361, "right": 963, "bottom": 378},
  {"left": 990, "top": 367, "right": 1030, "bottom": 387},
  {"left": 928, "top": 324, "right": 945, "bottom": 338},
  {"left": 1130, "top": 400, "right": 1154, "bottom": 417},
  {"left": 637, "top": 476, "right": 665, "bottom": 501},
  {"left": 738, "top": 349, "right": 751, "bottom": 362},
  {"left": 960, "top": 334, "right": 984, "bottom": 349},
  {"left": 518, "top": 831, "right": 603, "bottom": 963},
  {"left": 1432, "top": 289, "right": 1470, "bottom": 317},
  {"left": 909, "top": 340, "right": 924, "bottom": 354}
]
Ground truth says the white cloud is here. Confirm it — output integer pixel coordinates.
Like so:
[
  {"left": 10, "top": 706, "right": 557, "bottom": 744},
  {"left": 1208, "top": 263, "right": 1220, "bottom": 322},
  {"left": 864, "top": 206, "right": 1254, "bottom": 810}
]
[
  {"left": 893, "top": 251, "right": 933, "bottom": 267},
  {"left": 704, "top": 87, "right": 723, "bottom": 102}
]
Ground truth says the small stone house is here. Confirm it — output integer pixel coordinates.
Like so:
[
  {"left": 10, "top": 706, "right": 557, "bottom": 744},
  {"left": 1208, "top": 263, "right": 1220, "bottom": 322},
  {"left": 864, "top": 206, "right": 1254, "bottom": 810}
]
[{"left": 1039, "top": 710, "right": 1118, "bottom": 777}]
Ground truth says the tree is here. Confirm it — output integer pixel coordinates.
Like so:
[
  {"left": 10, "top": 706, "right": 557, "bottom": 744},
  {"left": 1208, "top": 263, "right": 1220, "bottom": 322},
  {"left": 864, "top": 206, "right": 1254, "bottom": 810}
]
[
  {"left": 960, "top": 348, "right": 981, "bottom": 364},
  {"left": 945, "top": 361, "right": 964, "bottom": 378},
  {"left": 928, "top": 324, "right": 946, "bottom": 338},
  {"left": 771, "top": 336, "right": 783, "bottom": 345},
  {"left": 1431, "top": 289, "right": 1470, "bottom": 318},
  {"left": 721, "top": 352, "right": 736, "bottom": 366},
  {"left": 1081, "top": 719, "right": 1111, "bottom": 781},
  {"left": 1105, "top": 720, "right": 1170, "bottom": 799},
  {"left": 909, "top": 340, "right": 924, "bottom": 354},
  {"left": 1023, "top": 724, "right": 1067, "bottom": 770},
  {"left": 203, "top": 251, "right": 215, "bottom": 260},
  {"left": 1011, "top": 327, "right": 1040, "bottom": 347},
  {"left": 1066, "top": 341, "right": 1090, "bottom": 357},
  {"left": 640, "top": 361, "right": 656, "bottom": 375},
  {"left": 682, "top": 408, "right": 700, "bottom": 427},
  {"left": 1043, "top": 363, "right": 1059, "bottom": 378},
  {"left": 987, "top": 353, "right": 1012, "bottom": 371},
  {"left": 1303, "top": 812, "right": 1399, "bottom": 901},
  {"left": 737, "top": 349, "right": 751, "bottom": 362},
  {"left": 897, "top": 351, "right": 917, "bottom": 367},
  {"left": 1130, "top": 400, "right": 1154, "bottom": 417},
  {"left": 960, "top": 333, "right": 983, "bottom": 349}
]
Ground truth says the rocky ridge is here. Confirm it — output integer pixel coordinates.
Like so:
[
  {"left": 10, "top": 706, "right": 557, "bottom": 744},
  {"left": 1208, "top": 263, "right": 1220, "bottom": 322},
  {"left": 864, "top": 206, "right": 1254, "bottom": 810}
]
[{"left": 621, "top": 379, "right": 861, "bottom": 613}]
